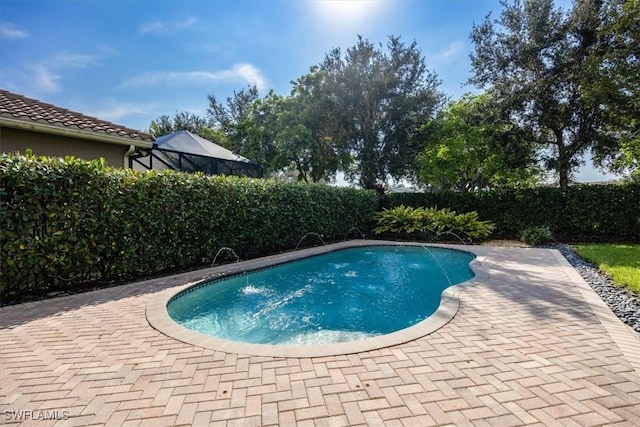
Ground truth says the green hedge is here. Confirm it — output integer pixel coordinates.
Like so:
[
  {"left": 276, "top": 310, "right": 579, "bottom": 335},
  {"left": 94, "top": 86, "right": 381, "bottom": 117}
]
[
  {"left": 386, "top": 184, "right": 640, "bottom": 240},
  {"left": 0, "top": 154, "right": 378, "bottom": 301}
]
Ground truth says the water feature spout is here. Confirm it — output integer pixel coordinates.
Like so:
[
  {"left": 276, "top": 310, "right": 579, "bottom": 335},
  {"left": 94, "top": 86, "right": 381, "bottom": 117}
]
[
  {"left": 436, "top": 230, "right": 468, "bottom": 246},
  {"left": 420, "top": 245, "right": 452, "bottom": 287},
  {"left": 343, "top": 227, "right": 366, "bottom": 242},
  {"left": 211, "top": 247, "right": 240, "bottom": 267},
  {"left": 295, "top": 232, "right": 326, "bottom": 251}
]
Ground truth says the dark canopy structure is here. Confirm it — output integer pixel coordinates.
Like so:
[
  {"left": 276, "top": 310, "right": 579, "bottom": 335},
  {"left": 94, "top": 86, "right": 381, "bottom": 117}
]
[{"left": 130, "top": 130, "right": 262, "bottom": 178}]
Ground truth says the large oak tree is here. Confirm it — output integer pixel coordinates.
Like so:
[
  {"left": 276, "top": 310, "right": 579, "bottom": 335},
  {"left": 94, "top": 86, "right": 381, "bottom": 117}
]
[{"left": 469, "top": 0, "right": 637, "bottom": 189}]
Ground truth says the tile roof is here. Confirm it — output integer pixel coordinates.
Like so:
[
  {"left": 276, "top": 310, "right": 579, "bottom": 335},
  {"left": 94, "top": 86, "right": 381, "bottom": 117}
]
[{"left": 0, "top": 89, "right": 154, "bottom": 143}]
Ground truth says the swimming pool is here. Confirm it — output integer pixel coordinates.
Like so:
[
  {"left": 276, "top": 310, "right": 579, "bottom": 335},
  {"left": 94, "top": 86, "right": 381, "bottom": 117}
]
[
  {"left": 166, "top": 245, "right": 475, "bottom": 347},
  {"left": 147, "top": 241, "right": 487, "bottom": 356}
]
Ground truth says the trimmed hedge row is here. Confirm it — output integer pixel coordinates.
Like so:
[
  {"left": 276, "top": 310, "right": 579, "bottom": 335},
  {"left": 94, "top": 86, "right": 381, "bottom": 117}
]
[
  {"left": 0, "top": 154, "right": 378, "bottom": 301},
  {"left": 386, "top": 184, "right": 640, "bottom": 240}
]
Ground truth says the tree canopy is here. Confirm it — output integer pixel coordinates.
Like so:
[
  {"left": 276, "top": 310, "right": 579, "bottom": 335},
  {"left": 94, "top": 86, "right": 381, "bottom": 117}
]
[
  {"left": 156, "top": 36, "right": 444, "bottom": 187},
  {"left": 149, "top": 8, "right": 638, "bottom": 188},
  {"left": 316, "top": 36, "right": 444, "bottom": 188},
  {"left": 592, "top": 0, "right": 640, "bottom": 175},
  {"left": 418, "top": 94, "right": 542, "bottom": 191},
  {"left": 469, "top": 0, "right": 639, "bottom": 189},
  {"left": 272, "top": 70, "right": 349, "bottom": 183}
]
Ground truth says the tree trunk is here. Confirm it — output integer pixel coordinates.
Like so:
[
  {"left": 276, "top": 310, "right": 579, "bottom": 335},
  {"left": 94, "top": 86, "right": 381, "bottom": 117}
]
[
  {"left": 558, "top": 161, "right": 570, "bottom": 191},
  {"left": 294, "top": 160, "right": 308, "bottom": 183},
  {"left": 554, "top": 128, "right": 570, "bottom": 191},
  {"left": 359, "top": 140, "right": 378, "bottom": 189}
]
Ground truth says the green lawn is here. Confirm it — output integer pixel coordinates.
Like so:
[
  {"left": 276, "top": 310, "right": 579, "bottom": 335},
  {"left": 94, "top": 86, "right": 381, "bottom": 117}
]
[{"left": 572, "top": 243, "right": 640, "bottom": 295}]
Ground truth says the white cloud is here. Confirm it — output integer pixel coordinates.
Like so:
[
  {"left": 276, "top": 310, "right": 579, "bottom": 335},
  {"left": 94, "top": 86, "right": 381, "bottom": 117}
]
[
  {"left": 0, "top": 22, "right": 29, "bottom": 39},
  {"left": 31, "top": 52, "right": 104, "bottom": 93},
  {"left": 436, "top": 41, "right": 465, "bottom": 61},
  {"left": 33, "top": 65, "right": 60, "bottom": 93},
  {"left": 139, "top": 20, "right": 164, "bottom": 34},
  {"left": 85, "top": 101, "right": 158, "bottom": 123},
  {"left": 122, "top": 63, "right": 268, "bottom": 91},
  {"left": 50, "top": 53, "right": 101, "bottom": 68},
  {"left": 176, "top": 17, "right": 197, "bottom": 30},
  {"left": 232, "top": 64, "right": 268, "bottom": 91},
  {"left": 139, "top": 17, "right": 197, "bottom": 35}
]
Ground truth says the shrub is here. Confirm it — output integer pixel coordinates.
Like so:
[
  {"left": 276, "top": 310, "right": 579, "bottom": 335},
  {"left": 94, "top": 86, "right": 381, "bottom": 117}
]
[
  {"left": 435, "top": 210, "right": 495, "bottom": 242},
  {"left": 373, "top": 205, "right": 494, "bottom": 242},
  {"left": 520, "top": 226, "right": 553, "bottom": 246},
  {"left": 0, "top": 153, "right": 379, "bottom": 302},
  {"left": 372, "top": 205, "right": 425, "bottom": 236}
]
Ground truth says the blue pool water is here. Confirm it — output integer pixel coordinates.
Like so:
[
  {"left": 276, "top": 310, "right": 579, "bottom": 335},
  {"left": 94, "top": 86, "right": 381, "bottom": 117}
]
[{"left": 167, "top": 246, "right": 475, "bottom": 345}]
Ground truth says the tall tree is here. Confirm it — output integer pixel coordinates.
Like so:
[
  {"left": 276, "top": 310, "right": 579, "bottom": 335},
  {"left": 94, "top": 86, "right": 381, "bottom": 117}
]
[
  {"left": 418, "top": 94, "right": 542, "bottom": 191},
  {"left": 273, "top": 69, "right": 349, "bottom": 183},
  {"left": 317, "top": 36, "right": 444, "bottom": 189},
  {"left": 207, "top": 85, "right": 260, "bottom": 137},
  {"left": 238, "top": 90, "right": 282, "bottom": 175},
  {"left": 207, "top": 86, "right": 280, "bottom": 174},
  {"left": 469, "top": 0, "right": 632, "bottom": 189}
]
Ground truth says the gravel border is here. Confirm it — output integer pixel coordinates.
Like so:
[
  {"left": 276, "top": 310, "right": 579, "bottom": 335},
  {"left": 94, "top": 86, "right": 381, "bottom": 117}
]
[{"left": 549, "top": 243, "right": 640, "bottom": 334}]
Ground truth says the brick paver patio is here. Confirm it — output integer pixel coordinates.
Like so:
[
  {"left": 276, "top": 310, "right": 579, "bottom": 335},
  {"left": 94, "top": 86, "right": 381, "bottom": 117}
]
[{"left": 1, "top": 243, "right": 639, "bottom": 426}]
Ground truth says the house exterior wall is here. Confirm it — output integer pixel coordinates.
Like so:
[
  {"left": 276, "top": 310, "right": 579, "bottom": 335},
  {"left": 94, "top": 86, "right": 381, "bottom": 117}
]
[{"left": 0, "top": 126, "right": 129, "bottom": 168}]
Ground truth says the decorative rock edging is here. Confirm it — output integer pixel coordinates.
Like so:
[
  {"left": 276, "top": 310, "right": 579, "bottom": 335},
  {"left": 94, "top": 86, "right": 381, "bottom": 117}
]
[{"left": 550, "top": 243, "right": 640, "bottom": 334}]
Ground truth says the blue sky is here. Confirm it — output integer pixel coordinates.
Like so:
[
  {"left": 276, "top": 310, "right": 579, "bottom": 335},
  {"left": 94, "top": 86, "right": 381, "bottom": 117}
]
[{"left": 1, "top": 0, "right": 614, "bottom": 182}]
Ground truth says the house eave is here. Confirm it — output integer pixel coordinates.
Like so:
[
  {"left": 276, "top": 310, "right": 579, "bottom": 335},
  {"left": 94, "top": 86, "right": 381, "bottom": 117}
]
[{"left": 0, "top": 116, "right": 154, "bottom": 149}]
